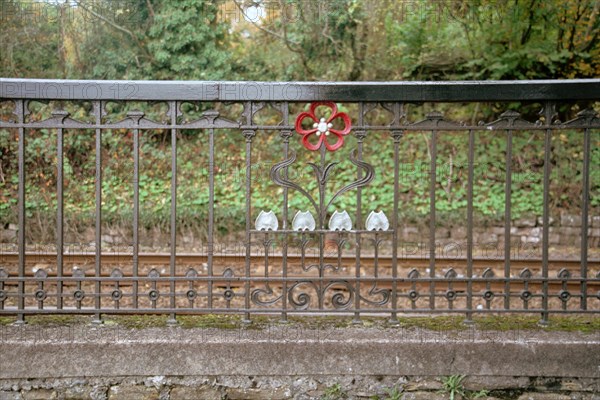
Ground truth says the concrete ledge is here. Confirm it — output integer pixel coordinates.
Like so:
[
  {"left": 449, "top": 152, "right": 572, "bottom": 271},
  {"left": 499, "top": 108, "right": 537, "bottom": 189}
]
[{"left": 1, "top": 324, "right": 598, "bottom": 380}]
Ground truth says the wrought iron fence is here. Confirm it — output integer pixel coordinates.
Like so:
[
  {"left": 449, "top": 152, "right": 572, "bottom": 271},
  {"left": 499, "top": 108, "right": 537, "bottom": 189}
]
[{"left": 0, "top": 79, "right": 599, "bottom": 324}]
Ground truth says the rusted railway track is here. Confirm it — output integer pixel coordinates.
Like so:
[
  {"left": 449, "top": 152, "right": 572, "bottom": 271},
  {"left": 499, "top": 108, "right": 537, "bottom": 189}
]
[
  {"left": 1, "top": 253, "right": 598, "bottom": 292},
  {"left": 2, "top": 253, "right": 598, "bottom": 300}
]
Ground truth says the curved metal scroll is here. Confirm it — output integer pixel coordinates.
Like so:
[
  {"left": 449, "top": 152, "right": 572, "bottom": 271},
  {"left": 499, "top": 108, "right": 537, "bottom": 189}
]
[
  {"left": 270, "top": 149, "right": 319, "bottom": 216},
  {"left": 270, "top": 148, "right": 375, "bottom": 225}
]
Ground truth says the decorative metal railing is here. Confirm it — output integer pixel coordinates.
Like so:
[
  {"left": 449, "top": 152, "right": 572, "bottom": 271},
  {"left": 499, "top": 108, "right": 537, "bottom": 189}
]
[{"left": 0, "top": 79, "right": 599, "bottom": 324}]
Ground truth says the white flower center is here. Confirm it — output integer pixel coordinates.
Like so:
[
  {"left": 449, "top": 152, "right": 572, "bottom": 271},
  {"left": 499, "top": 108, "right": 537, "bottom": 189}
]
[
  {"left": 313, "top": 117, "right": 334, "bottom": 136},
  {"left": 317, "top": 118, "right": 329, "bottom": 133}
]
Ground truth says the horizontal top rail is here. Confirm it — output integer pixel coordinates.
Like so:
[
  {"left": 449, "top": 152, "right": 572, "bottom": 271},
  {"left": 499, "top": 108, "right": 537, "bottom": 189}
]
[{"left": 1, "top": 78, "right": 600, "bottom": 102}]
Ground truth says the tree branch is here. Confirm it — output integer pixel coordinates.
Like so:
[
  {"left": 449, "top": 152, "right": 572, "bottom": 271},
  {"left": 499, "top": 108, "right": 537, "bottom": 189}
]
[
  {"left": 232, "top": 0, "right": 300, "bottom": 49},
  {"left": 75, "top": 0, "right": 151, "bottom": 66},
  {"left": 145, "top": 0, "right": 155, "bottom": 20},
  {"left": 75, "top": 0, "right": 137, "bottom": 40}
]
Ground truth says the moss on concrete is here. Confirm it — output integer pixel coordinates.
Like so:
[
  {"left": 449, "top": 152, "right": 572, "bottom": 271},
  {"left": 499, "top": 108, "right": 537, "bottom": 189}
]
[{"left": 0, "top": 314, "right": 597, "bottom": 333}]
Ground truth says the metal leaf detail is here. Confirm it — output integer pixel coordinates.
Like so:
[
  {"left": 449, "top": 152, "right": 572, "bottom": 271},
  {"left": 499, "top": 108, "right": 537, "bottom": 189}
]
[
  {"left": 255, "top": 210, "right": 278, "bottom": 231},
  {"left": 366, "top": 210, "right": 389, "bottom": 231},
  {"left": 329, "top": 210, "right": 352, "bottom": 231},
  {"left": 292, "top": 211, "right": 316, "bottom": 231}
]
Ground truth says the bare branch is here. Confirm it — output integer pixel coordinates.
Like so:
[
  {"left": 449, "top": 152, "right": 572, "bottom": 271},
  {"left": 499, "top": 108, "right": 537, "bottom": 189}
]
[
  {"left": 232, "top": 0, "right": 300, "bottom": 49},
  {"left": 75, "top": 0, "right": 137, "bottom": 40},
  {"left": 146, "top": 0, "right": 155, "bottom": 20}
]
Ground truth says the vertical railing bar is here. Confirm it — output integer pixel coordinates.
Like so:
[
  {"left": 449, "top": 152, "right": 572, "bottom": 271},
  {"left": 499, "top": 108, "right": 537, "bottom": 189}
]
[
  {"left": 56, "top": 123, "right": 64, "bottom": 312},
  {"left": 92, "top": 101, "right": 102, "bottom": 324},
  {"left": 465, "top": 128, "right": 475, "bottom": 323},
  {"left": 390, "top": 127, "right": 402, "bottom": 324},
  {"left": 243, "top": 126, "right": 255, "bottom": 323},
  {"left": 132, "top": 124, "right": 140, "bottom": 309},
  {"left": 207, "top": 127, "right": 215, "bottom": 311},
  {"left": 429, "top": 129, "right": 437, "bottom": 310},
  {"left": 16, "top": 99, "right": 26, "bottom": 324},
  {"left": 580, "top": 127, "right": 590, "bottom": 310},
  {"left": 504, "top": 129, "right": 512, "bottom": 310},
  {"left": 353, "top": 103, "right": 365, "bottom": 323},
  {"left": 168, "top": 101, "right": 178, "bottom": 324},
  {"left": 318, "top": 146, "right": 326, "bottom": 310},
  {"left": 540, "top": 103, "right": 553, "bottom": 325},
  {"left": 0, "top": 279, "right": 4, "bottom": 311},
  {"left": 280, "top": 102, "right": 290, "bottom": 323}
]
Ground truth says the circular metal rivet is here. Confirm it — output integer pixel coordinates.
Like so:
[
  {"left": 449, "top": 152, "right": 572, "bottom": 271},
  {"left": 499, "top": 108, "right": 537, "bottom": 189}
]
[
  {"left": 559, "top": 290, "right": 571, "bottom": 301},
  {"left": 35, "top": 289, "right": 47, "bottom": 301},
  {"left": 445, "top": 290, "right": 457, "bottom": 301},
  {"left": 223, "top": 289, "right": 235, "bottom": 301},
  {"left": 520, "top": 290, "right": 532, "bottom": 301},
  {"left": 483, "top": 290, "right": 494, "bottom": 300},
  {"left": 148, "top": 289, "right": 160, "bottom": 301},
  {"left": 111, "top": 289, "right": 123, "bottom": 301},
  {"left": 408, "top": 290, "right": 419, "bottom": 301},
  {"left": 186, "top": 290, "right": 197, "bottom": 300},
  {"left": 73, "top": 290, "right": 85, "bottom": 301}
]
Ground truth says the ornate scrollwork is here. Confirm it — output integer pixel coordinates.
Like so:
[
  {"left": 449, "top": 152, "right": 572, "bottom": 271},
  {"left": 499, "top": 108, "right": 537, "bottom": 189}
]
[
  {"left": 251, "top": 287, "right": 282, "bottom": 307},
  {"left": 271, "top": 147, "right": 374, "bottom": 227},
  {"left": 288, "top": 281, "right": 318, "bottom": 310},
  {"left": 324, "top": 149, "right": 374, "bottom": 212},
  {"left": 324, "top": 281, "right": 354, "bottom": 309},
  {"left": 360, "top": 285, "right": 390, "bottom": 307}
]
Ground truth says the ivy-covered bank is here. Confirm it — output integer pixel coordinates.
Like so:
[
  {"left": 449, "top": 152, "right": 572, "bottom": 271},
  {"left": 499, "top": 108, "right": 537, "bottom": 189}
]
[{"left": 1, "top": 104, "right": 598, "bottom": 244}]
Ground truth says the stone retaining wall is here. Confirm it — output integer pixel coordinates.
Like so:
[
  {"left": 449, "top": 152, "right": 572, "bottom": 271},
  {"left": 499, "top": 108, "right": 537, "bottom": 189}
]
[
  {"left": 401, "top": 214, "right": 600, "bottom": 249},
  {"left": 0, "top": 375, "right": 599, "bottom": 399},
  {"left": 0, "top": 324, "right": 597, "bottom": 399}
]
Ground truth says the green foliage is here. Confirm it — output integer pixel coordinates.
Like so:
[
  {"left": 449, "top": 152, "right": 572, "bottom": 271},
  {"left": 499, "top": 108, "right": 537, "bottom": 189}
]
[
  {"left": 441, "top": 375, "right": 467, "bottom": 400},
  {"left": 145, "top": 1, "right": 233, "bottom": 80},
  {"left": 369, "top": 386, "right": 403, "bottom": 400},
  {"left": 0, "top": 122, "right": 597, "bottom": 237},
  {"left": 0, "top": 0, "right": 598, "bottom": 236},
  {"left": 441, "top": 375, "right": 489, "bottom": 400},
  {"left": 382, "top": 0, "right": 600, "bottom": 80},
  {"left": 383, "top": 387, "right": 403, "bottom": 400},
  {"left": 2, "top": 0, "right": 599, "bottom": 80},
  {"left": 322, "top": 383, "right": 347, "bottom": 400}
]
